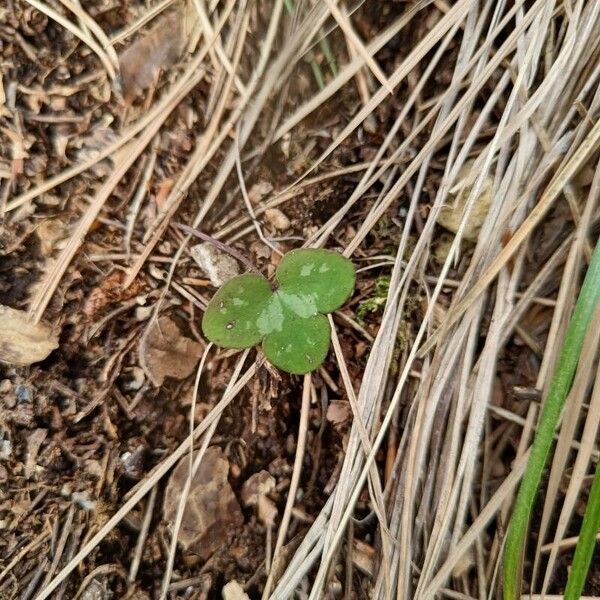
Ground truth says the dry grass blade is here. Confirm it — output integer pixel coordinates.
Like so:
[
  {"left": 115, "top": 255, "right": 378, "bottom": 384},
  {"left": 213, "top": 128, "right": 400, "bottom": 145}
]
[
  {"left": 24, "top": 0, "right": 118, "bottom": 79},
  {"left": 322, "top": 0, "right": 392, "bottom": 94},
  {"left": 159, "top": 342, "right": 217, "bottom": 598},
  {"left": 109, "top": 0, "right": 178, "bottom": 46},
  {"left": 262, "top": 373, "right": 311, "bottom": 599},
  {"left": 57, "top": 0, "right": 119, "bottom": 69},
  {"left": 122, "top": 0, "right": 283, "bottom": 288},
  {"left": 32, "top": 354, "right": 254, "bottom": 600},
  {"left": 421, "top": 115, "right": 600, "bottom": 356},
  {"left": 531, "top": 159, "right": 600, "bottom": 590}
]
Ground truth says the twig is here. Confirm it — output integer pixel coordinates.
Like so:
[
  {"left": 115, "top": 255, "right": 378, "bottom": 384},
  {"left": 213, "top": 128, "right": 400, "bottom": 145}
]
[
  {"left": 128, "top": 486, "right": 158, "bottom": 583},
  {"left": 234, "top": 121, "right": 283, "bottom": 256},
  {"left": 40, "top": 505, "right": 75, "bottom": 590},
  {"left": 71, "top": 564, "right": 127, "bottom": 600},
  {"left": 32, "top": 355, "right": 255, "bottom": 600},
  {"left": 125, "top": 138, "right": 159, "bottom": 255},
  {"left": 322, "top": 0, "right": 393, "bottom": 94},
  {"left": 0, "top": 531, "right": 50, "bottom": 585},
  {"left": 23, "top": 0, "right": 117, "bottom": 79}
]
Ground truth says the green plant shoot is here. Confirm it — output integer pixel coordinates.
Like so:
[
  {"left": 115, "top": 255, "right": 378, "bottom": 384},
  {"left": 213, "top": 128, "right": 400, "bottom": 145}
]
[
  {"left": 563, "top": 460, "right": 600, "bottom": 600},
  {"left": 503, "top": 238, "right": 600, "bottom": 600},
  {"left": 202, "top": 248, "right": 355, "bottom": 374}
]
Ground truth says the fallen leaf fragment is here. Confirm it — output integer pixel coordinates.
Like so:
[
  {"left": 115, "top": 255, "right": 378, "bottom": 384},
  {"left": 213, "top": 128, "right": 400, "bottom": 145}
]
[
  {"left": 0, "top": 305, "right": 59, "bottom": 366},
  {"left": 139, "top": 316, "right": 203, "bottom": 386},
  {"left": 35, "top": 218, "right": 68, "bottom": 256},
  {"left": 241, "top": 470, "right": 276, "bottom": 507},
  {"left": 326, "top": 399, "right": 352, "bottom": 428},
  {"left": 190, "top": 242, "right": 240, "bottom": 287},
  {"left": 352, "top": 538, "right": 376, "bottom": 578},
  {"left": 241, "top": 470, "right": 277, "bottom": 527},
  {"left": 118, "top": 5, "right": 192, "bottom": 100},
  {"left": 163, "top": 446, "right": 244, "bottom": 560},
  {"left": 265, "top": 208, "right": 291, "bottom": 231},
  {"left": 25, "top": 428, "right": 47, "bottom": 479},
  {"left": 436, "top": 159, "right": 492, "bottom": 242},
  {"left": 222, "top": 581, "right": 250, "bottom": 600}
]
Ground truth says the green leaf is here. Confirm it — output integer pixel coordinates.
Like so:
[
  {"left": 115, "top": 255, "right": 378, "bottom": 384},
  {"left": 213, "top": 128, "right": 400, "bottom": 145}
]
[
  {"left": 262, "top": 309, "right": 330, "bottom": 374},
  {"left": 201, "top": 248, "right": 355, "bottom": 374},
  {"left": 276, "top": 248, "right": 355, "bottom": 313},
  {"left": 202, "top": 274, "right": 272, "bottom": 348},
  {"left": 563, "top": 460, "right": 600, "bottom": 600},
  {"left": 503, "top": 238, "right": 600, "bottom": 600}
]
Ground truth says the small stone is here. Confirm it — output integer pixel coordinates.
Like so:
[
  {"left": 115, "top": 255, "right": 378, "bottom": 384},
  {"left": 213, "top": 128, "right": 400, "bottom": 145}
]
[
  {"left": 71, "top": 491, "right": 96, "bottom": 512},
  {"left": 15, "top": 384, "right": 31, "bottom": 403},
  {"left": 0, "top": 439, "right": 12, "bottom": 460},
  {"left": 135, "top": 305, "right": 153, "bottom": 321},
  {"left": 247, "top": 181, "right": 273, "bottom": 204},
  {"left": 264, "top": 208, "right": 291, "bottom": 231},
  {"left": 190, "top": 243, "right": 240, "bottom": 287},
  {"left": 119, "top": 444, "right": 147, "bottom": 480},
  {"left": 80, "top": 577, "right": 108, "bottom": 600}
]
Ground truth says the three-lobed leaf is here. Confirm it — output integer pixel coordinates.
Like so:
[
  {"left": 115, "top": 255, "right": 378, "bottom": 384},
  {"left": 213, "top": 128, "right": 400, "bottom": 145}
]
[
  {"left": 201, "top": 273, "right": 272, "bottom": 348},
  {"left": 276, "top": 248, "right": 356, "bottom": 313},
  {"left": 202, "top": 249, "right": 355, "bottom": 374}
]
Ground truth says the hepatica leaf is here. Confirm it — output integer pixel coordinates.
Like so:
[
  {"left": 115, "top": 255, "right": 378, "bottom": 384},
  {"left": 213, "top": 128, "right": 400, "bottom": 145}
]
[
  {"left": 202, "top": 273, "right": 272, "bottom": 348},
  {"left": 262, "top": 308, "right": 330, "bottom": 375},
  {"left": 202, "top": 249, "right": 355, "bottom": 374},
  {"left": 276, "top": 248, "right": 356, "bottom": 313}
]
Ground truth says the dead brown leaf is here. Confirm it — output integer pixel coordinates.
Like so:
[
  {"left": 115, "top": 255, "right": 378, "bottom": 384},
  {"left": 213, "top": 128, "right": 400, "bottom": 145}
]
[
  {"left": 25, "top": 428, "right": 47, "bottom": 479},
  {"left": 35, "top": 218, "right": 67, "bottom": 257},
  {"left": 163, "top": 446, "right": 244, "bottom": 560},
  {"left": 83, "top": 270, "right": 145, "bottom": 318},
  {"left": 264, "top": 208, "right": 291, "bottom": 231},
  {"left": 0, "top": 305, "right": 59, "bottom": 366},
  {"left": 222, "top": 581, "right": 250, "bottom": 600},
  {"left": 326, "top": 399, "right": 352, "bottom": 429},
  {"left": 436, "top": 159, "right": 492, "bottom": 241},
  {"left": 118, "top": 5, "right": 190, "bottom": 100},
  {"left": 241, "top": 470, "right": 276, "bottom": 507},
  {"left": 190, "top": 242, "right": 240, "bottom": 287},
  {"left": 139, "top": 315, "right": 203, "bottom": 386}
]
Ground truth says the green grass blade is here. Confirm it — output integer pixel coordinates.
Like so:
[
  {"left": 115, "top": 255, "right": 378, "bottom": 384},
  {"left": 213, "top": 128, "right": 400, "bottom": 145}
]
[
  {"left": 564, "top": 460, "right": 600, "bottom": 600},
  {"left": 503, "top": 238, "right": 600, "bottom": 600},
  {"left": 319, "top": 36, "right": 338, "bottom": 76}
]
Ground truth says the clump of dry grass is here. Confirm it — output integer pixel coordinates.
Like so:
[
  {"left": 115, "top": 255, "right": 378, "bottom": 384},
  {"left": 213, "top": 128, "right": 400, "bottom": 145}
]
[{"left": 3, "top": 0, "right": 600, "bottom": 598}]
